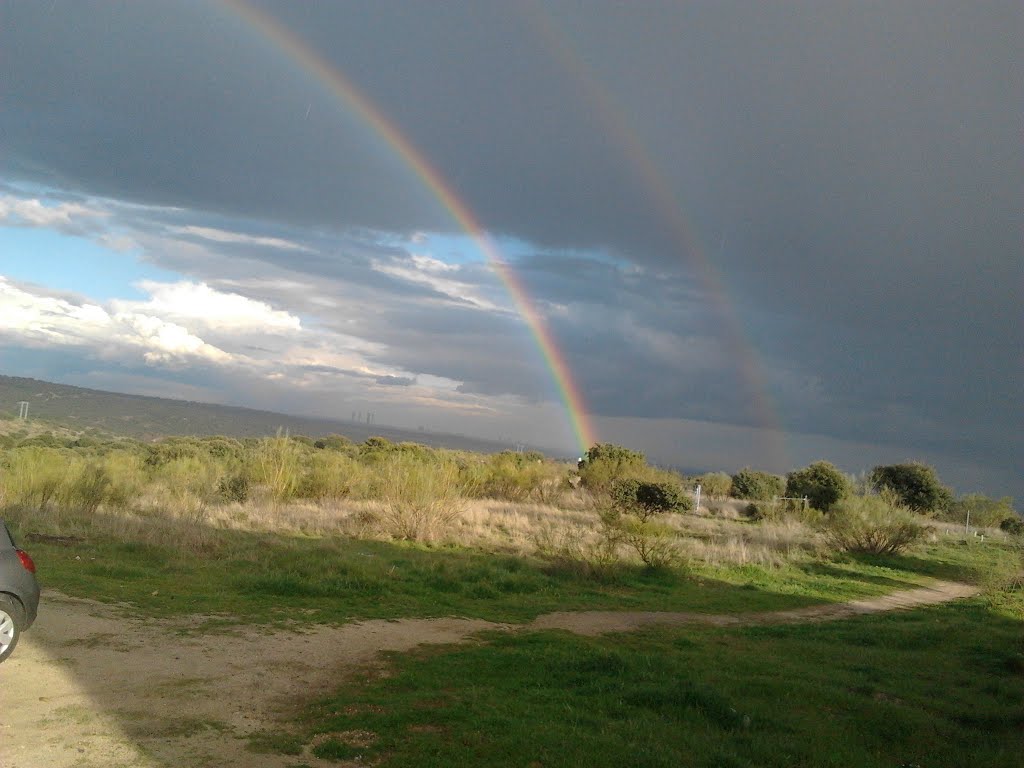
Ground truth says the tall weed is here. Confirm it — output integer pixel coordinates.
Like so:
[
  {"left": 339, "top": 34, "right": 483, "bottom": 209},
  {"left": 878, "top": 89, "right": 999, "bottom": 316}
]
[{"left": 375, "top": 454, "right": 465, "bottom": 542}]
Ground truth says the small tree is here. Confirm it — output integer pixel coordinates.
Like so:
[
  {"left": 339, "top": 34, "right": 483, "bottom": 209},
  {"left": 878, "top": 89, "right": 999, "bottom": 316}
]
[
  {"left": 730, "top": 468, "right": 785, "bottom": 501},
  {"left": 869, "top": 463, "right": 953, "bottom": 514},
  {"left": 577, "top": 443, "right": 646, "bottom": 492},
  {"left": 610, "top": 478, "right": 692, "bottom": 520},
  {"left": 601, "top": 478, "right": 690, "bottom": 567},
  {"left": 786, "top": 461, "right": 850, "bottom": 512}
]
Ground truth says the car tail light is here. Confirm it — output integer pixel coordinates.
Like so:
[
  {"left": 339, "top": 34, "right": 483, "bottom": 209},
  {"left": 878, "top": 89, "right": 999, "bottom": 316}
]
[{"left": 16, "top": 549, "right": 36, "bottom": 574}]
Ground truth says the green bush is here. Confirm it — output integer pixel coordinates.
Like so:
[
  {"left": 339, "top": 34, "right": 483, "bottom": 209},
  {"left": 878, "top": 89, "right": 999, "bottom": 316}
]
[
  {"left": 601, "top": 478, "right": 688, "bottom": 567},
  {"left": 0, "top": 447, "right": 67, "bottom": 508},
  {"left": 869, "top": 463, "right": 953, "bottom": 513},
  {"left": 610, "top": 478, "right": 692, "bottom": 520},
  {"left": 696, "top": 472, "right": 732, "bottom": 500},
  {"left": 786, "top": 461, "right": 850, "bottom": 512},
  {"left": 825, "top": 495, "right": 924, "bottom": 555},
  {"left": 946, "top": 494, "right": 1017, "bottom": 528},
  {"left": 473, "top": 451, "right": 563, "bottom": 502},
  {"left": 730, "top": 468, "right": 784, "bottom": 501},
  {"left": 249, "top": 435, "right": 305, "bottom": 501},
  {"left": 999, "top": 516, "right": 1023, "bottom": 536},
  {"left": 61, "top": 463, "right": 113, "bottom": 514},
  {"left": 313, "top": 434, "right": 354, "bottom": 452},
  {"left": 577, "top": 443, "right": 646, "bottom": 492},
  {"left": 375, "top": 454, "right": 465, "bottom": 542},
  {"left": 217, "top": 473, "right": 251, "bottom": 504},
  {"left": 295, "top": 452, "right": 365, "bottom": 501}
]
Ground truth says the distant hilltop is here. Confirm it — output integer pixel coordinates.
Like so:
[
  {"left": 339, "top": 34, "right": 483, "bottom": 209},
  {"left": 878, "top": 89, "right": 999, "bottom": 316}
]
[{"left": 0, "top": 374, "right": 540, "bottom": 456}]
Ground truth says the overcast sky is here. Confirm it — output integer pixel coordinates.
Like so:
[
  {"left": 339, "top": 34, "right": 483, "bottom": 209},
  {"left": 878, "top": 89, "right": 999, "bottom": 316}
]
[{"left": 1, "top": 1, "right": 1020, "bottom": 497}]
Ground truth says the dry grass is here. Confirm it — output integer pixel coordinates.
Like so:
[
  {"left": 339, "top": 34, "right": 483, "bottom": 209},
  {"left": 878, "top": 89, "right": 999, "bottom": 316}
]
[
  {"left": 5, "top": 460, "right": 929, "bottom": 571},
  {"left": 4, "top": 487, "right": 832, "bottom": 568},
  {"left": 669, "top": 514, "right": 827, "bottom": 567}
]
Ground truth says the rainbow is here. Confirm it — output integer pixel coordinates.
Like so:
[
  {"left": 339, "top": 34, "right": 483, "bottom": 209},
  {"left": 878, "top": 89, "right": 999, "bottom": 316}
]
[
  {"left": 220, "top": 0, "right": 596, "bottom": 454},
  {"left": 522, "top": 5, "right": 790, "bottom": 468}
]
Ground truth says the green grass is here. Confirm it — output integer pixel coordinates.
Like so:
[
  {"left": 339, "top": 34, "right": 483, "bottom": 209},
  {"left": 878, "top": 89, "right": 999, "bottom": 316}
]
[
  {"left": 21, "top": 528, "right": 996, "bottom": 628},
  {"left": 280, "top": 591, "right": 1024, "bottom": 767}
]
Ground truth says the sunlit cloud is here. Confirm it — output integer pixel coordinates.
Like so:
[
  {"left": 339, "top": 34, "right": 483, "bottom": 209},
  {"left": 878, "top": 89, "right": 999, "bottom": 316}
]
[
  {"left": 0, "top": 277, "right": 232, "bottom": 365},
  {"left": 113, "top": 280, "right": 302, "bottom": 334},
  {"left": 171, "top": 225, "right": 313, "bottom": 253},
  {"left": 0, "top": 195, "right": 108, "bottom": 231}
]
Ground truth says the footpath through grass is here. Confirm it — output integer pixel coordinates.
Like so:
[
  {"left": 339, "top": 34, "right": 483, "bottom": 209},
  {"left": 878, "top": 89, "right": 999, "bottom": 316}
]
[
  {"left": 276, "top": 585, "right": 1024, "bottom": 768},
  {"left": 19, "top": 526, "right": 997, "bottom": 626}
]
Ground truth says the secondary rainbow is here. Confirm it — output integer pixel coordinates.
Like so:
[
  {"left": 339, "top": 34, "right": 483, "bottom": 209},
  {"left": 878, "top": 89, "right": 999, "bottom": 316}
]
[
  {"left": 522, "top": 4, "right": 790, "bottom": 468},
  {"left": 221, "top": 0, "right": 596, "bottom": 454}
]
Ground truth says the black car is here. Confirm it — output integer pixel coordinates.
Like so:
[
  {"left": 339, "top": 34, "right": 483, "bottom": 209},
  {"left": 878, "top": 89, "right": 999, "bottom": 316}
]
[{"left": 0, "top": 521, "right": 40, "bottom": 663}]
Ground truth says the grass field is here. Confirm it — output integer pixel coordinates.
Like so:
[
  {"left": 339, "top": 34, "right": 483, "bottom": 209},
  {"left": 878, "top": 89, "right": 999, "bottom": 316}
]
[
  {"left": 2, "top": 425, "right": 1021, "bottom": 766},
  {"left": 286, "top": 593, "right": 1024, "bottom": 767},
  {"left": 13, "top": 508, "right": 1022, "bottom": 766}
]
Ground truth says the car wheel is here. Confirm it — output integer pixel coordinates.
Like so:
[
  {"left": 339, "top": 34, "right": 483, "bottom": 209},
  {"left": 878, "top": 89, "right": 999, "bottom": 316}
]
[{"left": 0, "top": 595, "right": 25, "bottom": 663}]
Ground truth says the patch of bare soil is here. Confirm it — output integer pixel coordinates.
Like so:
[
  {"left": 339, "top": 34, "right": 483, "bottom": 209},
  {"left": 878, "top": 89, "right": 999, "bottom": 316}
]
[{"left": 0, "top": 581, "right": 977, "bottom": 767}]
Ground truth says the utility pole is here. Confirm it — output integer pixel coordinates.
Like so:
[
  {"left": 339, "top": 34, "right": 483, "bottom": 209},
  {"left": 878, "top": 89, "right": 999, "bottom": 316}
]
[{"left": 17, "top": 401, "right": 29, "bottom": 420}]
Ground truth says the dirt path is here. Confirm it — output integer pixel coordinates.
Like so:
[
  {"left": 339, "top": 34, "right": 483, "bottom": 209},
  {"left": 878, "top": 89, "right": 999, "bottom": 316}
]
[{"left": 0, "top": 580, "right": 978, "bottom": 768}]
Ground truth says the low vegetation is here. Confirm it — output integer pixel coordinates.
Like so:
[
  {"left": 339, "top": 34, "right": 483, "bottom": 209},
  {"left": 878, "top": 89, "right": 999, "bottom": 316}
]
[
  {"left": 2, "top": 419, "right": 1021, "bottom": 765},
  {"left": 825, "top": 494, "right": 925, "bottom": 555}
]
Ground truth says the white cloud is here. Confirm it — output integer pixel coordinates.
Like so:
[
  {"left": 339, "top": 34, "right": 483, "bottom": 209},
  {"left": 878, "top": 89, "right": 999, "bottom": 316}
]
[
  {"left": 0, "top": 195, "right": 108, "bottom": 229},
  {"left": 115, "top": 281, "right": 302, "bottom": 334},
  {"left": 372, "top": 256, "right": 507, "bottom": 312},
  {"left": 114, "top": 311, "right": 231, "bottom": 364},
  {"left": 0, "top": 277, "right": 232, "bottom": 366},
  {"left": 172, "top": 225, "right": 312, "bottom": 253}
]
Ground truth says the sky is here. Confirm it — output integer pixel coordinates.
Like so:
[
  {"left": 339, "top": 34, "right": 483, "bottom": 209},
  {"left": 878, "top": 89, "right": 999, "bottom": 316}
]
[{"left": 0, "top": 1, "right": 1020, "bottom": 498}]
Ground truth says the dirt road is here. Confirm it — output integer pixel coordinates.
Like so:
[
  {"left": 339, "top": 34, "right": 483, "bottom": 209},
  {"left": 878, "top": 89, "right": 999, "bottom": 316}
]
[{"left": 0, "top": 581, "right": 977, "bottom": 768}]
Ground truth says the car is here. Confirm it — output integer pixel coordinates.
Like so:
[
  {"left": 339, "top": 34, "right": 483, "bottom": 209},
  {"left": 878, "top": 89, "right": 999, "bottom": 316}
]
[{"left": 0, "top": 521, "right": 40, "bottom": 663}]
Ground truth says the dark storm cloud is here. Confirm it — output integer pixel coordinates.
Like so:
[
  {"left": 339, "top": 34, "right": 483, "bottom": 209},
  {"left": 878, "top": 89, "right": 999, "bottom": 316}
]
[{"left": 2, "top": 2, "right": 1020, "bottom": 489}]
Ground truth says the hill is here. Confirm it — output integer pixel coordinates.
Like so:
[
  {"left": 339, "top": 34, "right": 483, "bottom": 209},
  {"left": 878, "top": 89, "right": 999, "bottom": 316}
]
[{"left": 0, "top": 374, "right": 527, "bottom": 454}]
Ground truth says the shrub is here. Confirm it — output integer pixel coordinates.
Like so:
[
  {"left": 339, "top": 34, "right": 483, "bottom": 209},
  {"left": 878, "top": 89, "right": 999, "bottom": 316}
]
[
  {"left": 0, "top": 447, "right": 67, "bottom": 508},
  {"left": 217, "top": 473, "right": 251, "bottom": 504},
  {"left": 361, "top": 436, "right": 394, "bottom": 454},
  {"left": 730, "top": 468, "right": 784, "bottom": 501},
  {"left": 577, "top": 443, "right": 646, "bottom": 492},
  {"left": 533, "top": 523, "right": 619, "bottom": 580},
  {"left": 696, "top": 472, "right": 732, "bottom": 500},
  {"left": 599, "top": 511, "right": 680, "bottom": 568},
  {"left": 61, "top": 462, "right": 114, "bottom": 514},
  {"left": 946, "top": 494, "right": 1017, "bottom": 528},
  {"left": 610, "top": 478, "right": 692, "bottom": 520},
  {"left": 375, "top": 455, "right": 464, "bottom": 542},
  {"left": 295, "top": 452, "right": 365, "bottom": 501},
  {"left": 869, "top": 463, "right": 953, "bottom": 513},
  {"left": 313, "top": 434, "right": 354, "bottom": 452},
  {"left": 825, "top": 495, "right": 924, "bottom": 555},
  {"left": 474, "top": 451, "right": 563, "bottom": 502},
  {"left": 999, "top": 516, "right": 1023, "bottom": 536},
  {"left": 601, "top": 478, "right": 688, "bottom": 567},
  {"left": 786, "top": 461, "right": 850, "bottom": 512},
  {"left": 249, "top": 435, "right": 304, "bottom": 501}
]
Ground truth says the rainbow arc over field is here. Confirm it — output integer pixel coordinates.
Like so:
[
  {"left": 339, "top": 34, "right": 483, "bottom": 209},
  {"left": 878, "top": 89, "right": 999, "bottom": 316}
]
[{"left": 222, "top": 0, "right": 596, "bottom": 454}]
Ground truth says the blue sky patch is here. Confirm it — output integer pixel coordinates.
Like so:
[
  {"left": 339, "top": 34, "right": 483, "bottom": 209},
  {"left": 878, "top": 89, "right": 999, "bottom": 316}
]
[{"left": 0, "top": 227, "right": 181, "bottom": 301}]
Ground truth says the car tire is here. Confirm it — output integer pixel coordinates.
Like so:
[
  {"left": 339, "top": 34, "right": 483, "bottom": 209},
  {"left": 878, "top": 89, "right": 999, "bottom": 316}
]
[{"left": 0, "top": 594, "right": 25, "bottom": 663}]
